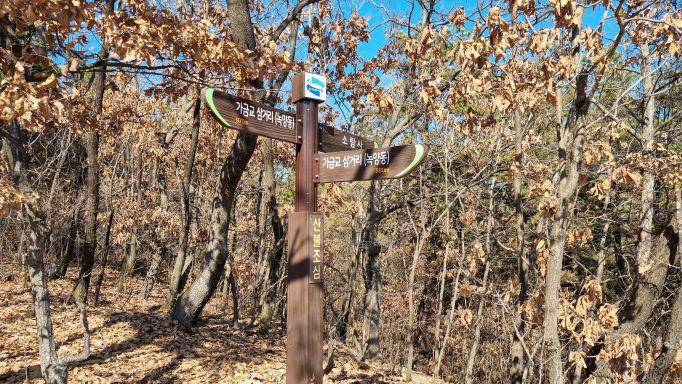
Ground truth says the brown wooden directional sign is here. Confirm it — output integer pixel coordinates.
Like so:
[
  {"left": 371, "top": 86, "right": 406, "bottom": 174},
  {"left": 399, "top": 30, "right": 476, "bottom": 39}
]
[
  {"left": 203, "top": 88, "right": 298, "bottom": 144},
  {"left": 206, "top": 73, "right": 429, "bottom": 384},
  {"left": 203, "top": 88, "right": 373, "bottom": 153},
  {"left": 314, "top": 144, "right": 429, "bottom": 183},
  {"left": 318, "top": 123, "right": 375, "bottom": 152}
]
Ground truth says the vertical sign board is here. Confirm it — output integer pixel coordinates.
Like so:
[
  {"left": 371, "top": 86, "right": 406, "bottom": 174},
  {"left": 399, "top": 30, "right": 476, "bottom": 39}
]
[
  {"left": 286, "top": 212, "right": 324, "bottom": 383},
  {"left": 309, "top": 213, "right": 324, "bottom": 283},
  {"left": 286, "top": 211, "right": 324, "bottom": 356}
]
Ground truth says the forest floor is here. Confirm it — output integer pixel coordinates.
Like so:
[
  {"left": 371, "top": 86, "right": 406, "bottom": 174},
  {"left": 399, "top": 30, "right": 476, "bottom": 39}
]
[{"left": 0, "top": 268, "right": 436, "bottom": 384}]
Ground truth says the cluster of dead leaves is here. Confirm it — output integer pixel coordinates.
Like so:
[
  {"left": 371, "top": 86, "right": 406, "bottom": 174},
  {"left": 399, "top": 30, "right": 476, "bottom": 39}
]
[
  {"left": 0, "top": 0, "right": 93, "bottom": 46},
  {"left": 0, "top": 64, "right": 65, "bottom": 132},
  {"left": 0, "top": 178, "right": 26, "bottom": 219},
  {"left": 102, "top": 2, "right": 253, "bottom": 82},
  {"left": 560, "top": 280, "right": 621, "bottom": 372}
]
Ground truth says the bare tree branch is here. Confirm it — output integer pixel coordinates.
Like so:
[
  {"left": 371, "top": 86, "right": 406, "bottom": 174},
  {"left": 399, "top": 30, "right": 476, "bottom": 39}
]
[{"left": 271, "top": 0, "right": 320, "bottom": 42}]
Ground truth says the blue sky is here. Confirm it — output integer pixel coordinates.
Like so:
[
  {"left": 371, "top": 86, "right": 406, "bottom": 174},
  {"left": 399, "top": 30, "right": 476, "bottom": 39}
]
[{"left": 343, "top": 0, "right": 620, "bottom": 62}]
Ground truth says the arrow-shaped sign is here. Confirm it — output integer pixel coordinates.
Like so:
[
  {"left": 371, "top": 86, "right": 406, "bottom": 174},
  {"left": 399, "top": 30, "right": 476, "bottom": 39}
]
[
  {"left": 314, "top": 144, "right": 428, "bottom": 183},
  {"left": 318, "top": 123, "right": 374, "bottom": 152},
  {"left": 203, "top": 88, "right": 298, "bottom": 144},
  {"left": 203, "top": 88, "right": 373, "bottom": 153}
]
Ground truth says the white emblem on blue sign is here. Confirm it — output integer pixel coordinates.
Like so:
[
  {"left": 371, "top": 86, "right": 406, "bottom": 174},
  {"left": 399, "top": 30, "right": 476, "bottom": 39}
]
[{"left": 304, "top": 73, "right": 326, "bottom": 102}]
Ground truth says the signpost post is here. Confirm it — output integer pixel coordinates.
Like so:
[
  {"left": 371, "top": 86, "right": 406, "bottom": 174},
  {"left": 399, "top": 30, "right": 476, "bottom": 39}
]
[
  {"left": 288, "top": 72, "right": 324, "bottom": 384},
  {"left": 202, "top": 72, "right": 428, "bottom": 384}
]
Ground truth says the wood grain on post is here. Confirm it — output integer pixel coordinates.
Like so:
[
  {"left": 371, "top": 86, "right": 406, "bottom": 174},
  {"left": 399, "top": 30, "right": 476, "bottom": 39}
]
[
  {"left": 286, "top": 212, "right": 310, "bottom": 383},
  {"left": 288, "top": 72, "right": 324, "bottom": 384}
]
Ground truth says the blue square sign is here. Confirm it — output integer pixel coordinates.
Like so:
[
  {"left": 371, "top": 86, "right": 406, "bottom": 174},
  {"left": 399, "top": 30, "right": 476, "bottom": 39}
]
[{"left": 304, "top": 73, "right": 326, "bottom": 102}]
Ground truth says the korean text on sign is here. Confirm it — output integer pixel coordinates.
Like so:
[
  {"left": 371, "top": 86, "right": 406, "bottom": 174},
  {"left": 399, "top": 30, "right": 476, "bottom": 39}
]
[
  {"left": 363, "top": 151, "right": 390, "bottom": 166},
  {"left": 322, "top": 154, "right": 362, "bottom": 170},
  {"left": 236, "top": 101, "right": 295, "bottom": 130},
  {"left": 311, "top": 215, "right": 323, "bottom": 282},
  {"left": 341, "top": 135, "right": 364, "bottom": 149}
]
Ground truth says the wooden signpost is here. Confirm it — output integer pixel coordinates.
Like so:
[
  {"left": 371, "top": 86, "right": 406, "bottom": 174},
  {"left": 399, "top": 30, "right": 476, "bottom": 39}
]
[
  {"left": 203, "top": 72, "right": 428, "bottom": 384},
  {"left": 203, "top": 88, "right": 374, "bottom": 152}
]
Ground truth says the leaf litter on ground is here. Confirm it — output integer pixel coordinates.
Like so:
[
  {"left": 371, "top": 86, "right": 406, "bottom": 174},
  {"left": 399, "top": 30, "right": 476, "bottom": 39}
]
[{"left": 0, "top": 268, "right": 421, "bottom": 383}]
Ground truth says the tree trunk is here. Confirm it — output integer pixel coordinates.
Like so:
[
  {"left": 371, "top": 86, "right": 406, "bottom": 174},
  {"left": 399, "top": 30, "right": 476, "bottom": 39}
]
[
  {"left": 168, "top": 95, "right": 201, "bottom": 306},
  {"left": 253, "top": 18, "right": 299, "bottom": 326},
  {"left": 140, "top": 247, "right": 162, "bottom": 299},
  {"left": 543, "top": 70, "right": 588, "bottom": 384},
  {"left": 361, "top": 197, "right": 382, "bottom": 359},
  {"left": 595, "top": 169, "right": 613, "bottom": 284},
  {"left": 57, "top": 209, "right": 78, "bottom": 277},
  {"left": 169, "top": 0, "right": 312, "bottom": 327},
  {"left": 227, "top": 261, "right": 239, "bottom": 325},
  {"left": 252, "top": 139, "right": 275, "bottom": 322},
  {"left": 169, "top": 131, "right": 258, "bottom": 327},
  {"left": 72, "top": 0, "right": 115, "bottom": 303},
  {"left": 435, "top": 227, "right": 466, "bottom": 374},
  {"left": 225, "top": 214, "right": 240, "bottom": 325},
  {"left": 585, "top": 41, "right": 670, "bottom": 383},
  {"left": 633, "top": 41, "right": 657, "bottom": 306},
  {"left": 337, "top": 211, "right": 362, "bottom": 342},
  {"left": 24, "top": 201, "right": 91, "bottom": 383},
  {"left": 119, "top": 149, "right": 142, "bottom": 291},
  {"left": 73, "top": 123, "right": 98, "bottom": 302},
  {"left": 405, "top": 233, "right": 428, "bottom": 381},
  {"left": 93, "top": 209, "right": 114, "bottom": 307},
  {"left": 465, "top": 177, "right": 496, "bottom": 384},
  {"left": 510, "top": 110, "right": 528, "bottom": 383},
  {"left": 644, "top": 188, "right": 682, "bottom": 384},
  {"left": 644, "top": 290, "right": 682, "bottom": 384},
  {"left": 432, "top": 126, "right": 451, "bottom": 377},
  {"left": 257, "top": 192, "right": 286, "bottom": 333},
  {"left": 24, "top": 202, "right": 63, "bottom": 383},
  {"left": 141, "top": 133, "right": 174, "bottom": 298}
]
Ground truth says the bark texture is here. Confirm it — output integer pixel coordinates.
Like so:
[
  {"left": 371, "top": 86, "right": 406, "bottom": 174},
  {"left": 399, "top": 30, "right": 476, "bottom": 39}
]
[
  {"left": 169, "top": 0, "right": 259, "bottom": 326},
  {"left": 168, "top": 95, "right": 201, "bottom": 305},
  {"left": 73, "top": 0, "right": 115, "bottom": 303},
  {"left": 510, "top": 110, "right": 528, "bottom": 383},
  {"left": 543, "top": 71, "right": 589, "bottom": 384},
  {"left": 24, "top": 201, "right": 91, "bottom": 383}
]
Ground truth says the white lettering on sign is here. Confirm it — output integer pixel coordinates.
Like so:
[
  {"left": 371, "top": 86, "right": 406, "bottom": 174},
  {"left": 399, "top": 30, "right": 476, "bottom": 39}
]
[
  {"left": 343, "top": 154, "right": 361, "bottom": 167},
  {"left": 364, "top": 151, "right": 390, "bottom": 166},
  {"left": 322, "top": 151, "right": 389, "bottom": 170},
  {"left": 257, "top": 107, "right": 274, "bottom": 123},
  {"left": 275, "top": 112, "right": 295, "bottom": 130},
  {"left": 311, "top": 215, "right": 323, "bottom": 282},
  {"left": 339, "top": 133, "right": 363, "bottom": 149},
  {"left": 350, "top": 136, "right": 364, "bottom": 148},
  {"left": 322, "top": 156, "right": 342, "bottom": 170},
  {"left": 236, "top": 101, "right": 255, "bottom": 118},
  {"left": 235, "top": 101, "right": 295, "bottom": 130}
]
